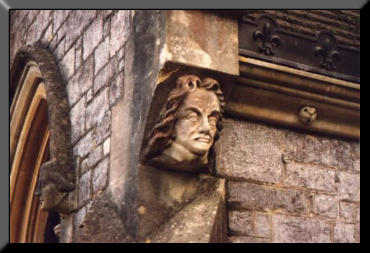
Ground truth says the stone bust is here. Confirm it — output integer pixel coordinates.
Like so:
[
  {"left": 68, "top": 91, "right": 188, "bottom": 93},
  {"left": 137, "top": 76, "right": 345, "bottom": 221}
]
[{"left": 142, "top": 75, "right": 225, "bottom": 173}]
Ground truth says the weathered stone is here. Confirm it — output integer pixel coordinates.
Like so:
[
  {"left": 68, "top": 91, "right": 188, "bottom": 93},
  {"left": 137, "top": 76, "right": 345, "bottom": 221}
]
[
  {"left": 78, "top": 170, "right": 91, "bottom": 205},
  {"left": 109, "top": 71, "right": 123, "bottom": 107},
  {"left": 87, "top": 145, "right": 103, "bottom": 168},
  {"left": 67, "top": 55, "right": 94, "bottom": 106},
  {"left": 337, "top": 171, "right": 360, "bottom": 201},
  {"left": 286, "top": 133, "right": 360, "bottom": 172},
  {"left": 53, "top": 36, "right": 66, "bottom": 62},
  {"left": 39, "top": 23, "right": 53, "bottom": 46},
  {"left": 65, "top": 11, "right": 96, "bottom": 50},
  {"left": 228, "top": 211, "right": 253, "bottom": 235},
  {"left": 59, "top": 214, "right": 74, "bottom": 243},
  {"left": 59, "top": 43, "right": 75, "bottom": 80},
  {"left": 92, "top": 157, "right": 109, "bottom": 194},
  {"left": 216, "top": 118, "right": 283, "bottom": 183},
  {"left": 80, "top": 157, "right": 89, "bottom": 175},
  {"left": 73, "top": 205, "right": 87, "bottom": 236},
  {"left": 103, "top": 16, "right": 111, "bottom": 38},
  {"left": 86, "top": 88, "right": 109, "bottom": 129},
  {"left": 75, "top": 191, "right": 134, "bottom": 242},
  {"left": 93, "top": 58, "right": 117, "bottom": 94},
  {"left": 73, "top": 130, "right": 95, "bottom": 158},
  {"left": 229, "top": 236, "right": 270, "bottom": 243},
  {"left": 53, "top": 10, "right": 71, "bottom": 33},
  {"left": 70, "top": 96, "right": 86, "bottom": 144},
  {"left": 354, "top": 222, "right": 360, "bottom": 242},
  {"left": 109, "top": 11, "right": 130, "bottom": 57},
  {"left": 93, "top": 111, "right": 111, "bottom": 145},
  {"left": 334, "top": 222, "right": 356, "bottom": 243},
  {"left": 313, "top": 194, "right": 337, "bottom": 218},
  {"left": 164, "top": 10, "right": 239, "bottom": 76},
  {"left": 75, "top": 46, "right": 82, "bottom": 71},
  {"left": 94, "top": 37, "right": 110, "bottom": 75},
  {"left": 285, "top": 162, "right": 337, "bottom": 192},
  {"left": 83, "top": 16, "right": 103, "bottom": 59},
  {"left": 103, "top": 137, "right": 110, "bottom": 156},
  {"left": 228, "top": 181, "right": 309, "bottom": 214},
  {"left": 272, "top": 214, "right": 331, "bottom": 243},
  {"left": 339, "top": 201, "right": 358, "bottom": 223},
  {"left": 255, "top": 212, "right": 271, "bottom": 238},
  {"left": 150, "top": 179, "right": 226, "bottom": 242}
]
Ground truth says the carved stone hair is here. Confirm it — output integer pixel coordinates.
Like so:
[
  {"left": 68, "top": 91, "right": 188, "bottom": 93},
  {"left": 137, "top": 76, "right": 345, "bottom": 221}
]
[{"left": 142, "top": 74, "right": 225, "bottom": 162}]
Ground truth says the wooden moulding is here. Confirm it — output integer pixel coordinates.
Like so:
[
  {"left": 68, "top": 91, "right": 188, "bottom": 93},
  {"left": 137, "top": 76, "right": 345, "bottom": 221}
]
[{"left": 225, "top": 56, "right": 360, "bottom": 140}]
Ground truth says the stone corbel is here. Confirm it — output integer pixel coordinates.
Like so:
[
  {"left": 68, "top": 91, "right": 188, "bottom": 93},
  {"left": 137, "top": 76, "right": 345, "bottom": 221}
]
[
  {"left": 107, "top": 10, "right": 239, "bottom": 242},
  {"left": 11, "top": 46, "right": 76, "bottom": 214}
]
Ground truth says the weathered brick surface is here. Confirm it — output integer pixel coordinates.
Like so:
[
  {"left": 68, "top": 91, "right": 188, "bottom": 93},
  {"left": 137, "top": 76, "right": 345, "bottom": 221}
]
[
  {"left": 224, "top": 118, "right": 360, "bottom": 243},
  {"left": 272, "top": 214, "right": 331, "bottom": 243},
  {"left": 334, "top": 222, "right": 356, "bottom": 243},
  {"left": 228, "top": 211, "right": 253, "bottom": 235},
  {"left": 337, "top": 171, "right": 360, "bottom": 202},
  {"left": 339, "top": 201, "right": 358, "bottom": 223},
  {"left": 228, "top": 181, "right": 309, "bottom": 214},
  {"left": 79, "top": 170, "right": 91, "bottom": 205},
  {"left": 93, "top": 57, "right": 117, "bottom": 94},
  {"left": 255, "top": 212, "right": 271, "bottom": 238},
  {"left": 284, "top": 162, "right": 337, "bottom": 192},
  {"left": 70, "top": 96, "right": 86, "bottom": 143},
  {"left": 92, "top": 157, "right": 109, "bottom": 194},
  {"left": 312, "top": 194, "right": 337, "bottom": 218},
  {"left": 86, "top": 88, "right": 109, "bottom": 130},
  {"left": 216, "top": 118, "right": 284, "bottom": 183},
  {"left": 109, "top": 11, "right": 130, "bottom": 56},
  {"left": 93, "top": 111, "right": 111, "bottom": 145},
  {"left": 286, "top": 133, "right": 360, "bottom": 172},
  {"left": 103, "top": 138, "right": 111, "bottom": 156},
  {"left": 83, "top": 16, "right": 103, "bottom": 60},
  {"left": 228, "top": 236, "right": 270, "bottom": 243},
  {"left": 94, "top": 37, "right": 110, "bottom": 75},
  {"left": 87, "top": 145, "right": 104, "bottom": 168},
  {"left": 73, "top": 130, "right": 95, "bottom": 158},
  {"left": 67, "top": 55, "right": 94, "bottom": 106}
]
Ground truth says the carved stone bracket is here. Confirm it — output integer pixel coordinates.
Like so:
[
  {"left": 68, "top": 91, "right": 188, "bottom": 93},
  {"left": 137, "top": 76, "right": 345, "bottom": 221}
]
[
  {"left": 252, "top": 15, "right": 281, "bottom": 56},
  {"left": 11, "top": 46, "right": 76, "bottom": 214},
  {"left": 314, "top": 31, "right": 340, "bottom": 71}
]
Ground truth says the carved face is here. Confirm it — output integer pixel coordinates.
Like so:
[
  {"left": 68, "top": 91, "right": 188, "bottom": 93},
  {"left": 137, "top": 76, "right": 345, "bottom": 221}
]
[{"left": 173, "top": 88, "right": 221, "bottom": 156}]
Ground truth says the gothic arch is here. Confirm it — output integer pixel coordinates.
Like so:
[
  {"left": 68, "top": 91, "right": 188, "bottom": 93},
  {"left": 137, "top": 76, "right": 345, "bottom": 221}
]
[{"left": 10, "top": 46, "right": 75, "bottom": 242}]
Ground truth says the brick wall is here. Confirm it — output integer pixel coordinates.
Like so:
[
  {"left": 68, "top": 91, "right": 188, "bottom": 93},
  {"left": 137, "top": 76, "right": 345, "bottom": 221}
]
[
  {"left": 10, "top": 10, "right": 131, "bottom": 241},
  {"left": 216, "top": 117, "right": 360, "bottom": 243}
]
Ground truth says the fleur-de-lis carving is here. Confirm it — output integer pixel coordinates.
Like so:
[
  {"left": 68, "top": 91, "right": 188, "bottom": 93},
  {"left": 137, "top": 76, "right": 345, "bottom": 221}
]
[
  {"left": 314, "top": 31, "right": 340, "bottom": 71},
  {"left": 253, "top": 15, "right": 281, "bottom": 56}
]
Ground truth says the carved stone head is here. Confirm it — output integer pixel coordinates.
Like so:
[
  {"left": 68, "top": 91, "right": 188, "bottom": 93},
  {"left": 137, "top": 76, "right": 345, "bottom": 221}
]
[{"left": 143, "top": 75, "right": 225, "bottom": 172}]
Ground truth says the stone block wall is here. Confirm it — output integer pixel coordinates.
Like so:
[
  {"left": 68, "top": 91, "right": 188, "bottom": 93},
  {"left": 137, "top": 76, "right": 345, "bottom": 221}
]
[
  {"left": 216, "top": 117, "right": 360, "bottom": 243},
  {"left": 10, "top": 10, "right": 131, "bottom": 242}
]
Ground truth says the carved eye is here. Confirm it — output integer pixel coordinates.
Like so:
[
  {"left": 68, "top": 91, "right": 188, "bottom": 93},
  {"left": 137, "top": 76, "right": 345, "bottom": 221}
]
[
  {"left": 186, "top": 112, "right": 199, "bottom": 122},
  {"left": 208, "top": 116, "right": 217, "bottom": 127}
]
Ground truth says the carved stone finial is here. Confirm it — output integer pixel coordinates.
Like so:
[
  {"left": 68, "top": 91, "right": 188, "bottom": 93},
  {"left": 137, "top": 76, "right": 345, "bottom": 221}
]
[
  {"left": 298, "top": 106, "right": 317, "bottom": 125},
  {"left": 314, "top": 31, "right": 340, "bottom": 71},
  {"left": 253, "top": 15, "right": 281, "bottom": 56},
  {"left": 142, "top": 74, "right": 225, "bottom": 173}
]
